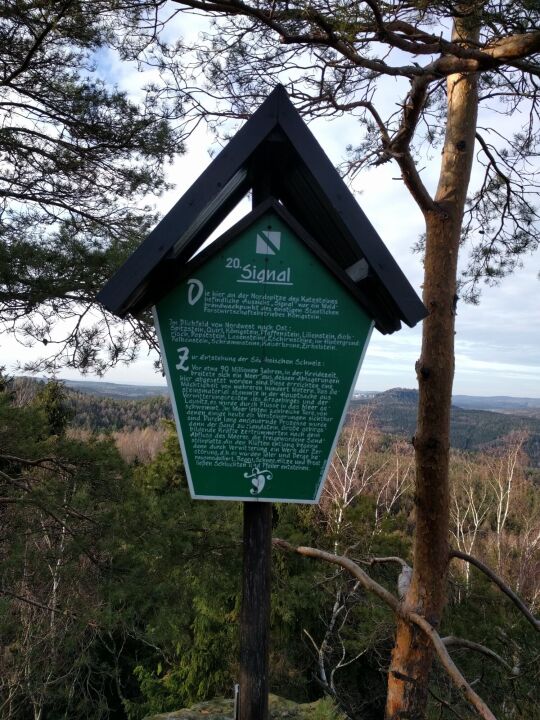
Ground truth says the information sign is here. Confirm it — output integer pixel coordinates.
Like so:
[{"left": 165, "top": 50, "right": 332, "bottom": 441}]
[{"left": 154, "top": 208, "right": 373, "bottom": 503}]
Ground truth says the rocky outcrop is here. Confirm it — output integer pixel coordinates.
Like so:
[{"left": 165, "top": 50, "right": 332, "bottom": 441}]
[{"left": 144, "top": 693, "right": 343, "bottom": 719}]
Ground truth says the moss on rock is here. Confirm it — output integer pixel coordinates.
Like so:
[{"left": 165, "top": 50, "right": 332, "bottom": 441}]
[{"left": 144, "top": 693, "right": 345, "bottom": 720}]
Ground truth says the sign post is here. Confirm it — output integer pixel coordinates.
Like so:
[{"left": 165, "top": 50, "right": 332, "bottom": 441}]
[
  {"left": 97, "top": 85, "right": 426, "bottom": 720},
  {"left": 237, "top": 184, "right": 273, "bottom": 720},
  {"left": 239, "top": 501, "right": 272, "bottom": 720},
  {"left": 153, "top": 202, "right": 374, "bottom": 720},
  {"left": 153, "top": 204, "right": 374, "bottom": 503}
]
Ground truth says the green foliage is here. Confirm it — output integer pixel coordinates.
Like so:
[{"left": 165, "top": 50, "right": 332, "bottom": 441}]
[
  {"left": 430, "top": 582, "right": 540, "bottom": 719},
  {"left": 0, "top": 381, "right": 133, "bottom": 719},
  {"left": 10, "top": 377, "right": 173, "bottom": 431},
  {"left": 0, "top": 0, "right": 183, "bottom": 372},
  {"left": 310, "top": 696, "right": 347, "bottom": 720},
  {"left": 33, "top": 379, "right": 74, "bottom": 436},
  {"left": 109, "top": 426, "right": 243, "bottom": 719},
  {"left": 2, "top": 387, "right": 538, "bottom": 720},
  {"left": 67, "top": 390, "right": 171, "bottom": 432}
]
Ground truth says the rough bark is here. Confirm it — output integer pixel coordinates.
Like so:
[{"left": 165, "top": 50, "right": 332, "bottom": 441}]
[
  {"left": 385, "top": 13, "right": 480, "bottom": 720},
  {"left": 239, "top": 502, "right": 272, "bottom": 720}
]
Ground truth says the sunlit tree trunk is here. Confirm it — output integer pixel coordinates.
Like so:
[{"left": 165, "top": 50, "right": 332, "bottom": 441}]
[{"left": 386, "top": 13, "right": 480, "bottom": 719}]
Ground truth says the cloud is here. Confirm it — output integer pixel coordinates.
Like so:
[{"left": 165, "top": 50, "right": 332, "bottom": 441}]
[{"left": 4, "top": 16, "right": 539, "bottom": 398}]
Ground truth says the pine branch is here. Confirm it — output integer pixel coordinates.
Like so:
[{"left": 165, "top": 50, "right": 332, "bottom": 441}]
[{"left": 361, "top": 555, "right": 409, "bottom": 568}]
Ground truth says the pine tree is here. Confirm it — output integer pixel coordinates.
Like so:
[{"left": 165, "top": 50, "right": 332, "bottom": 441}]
[
  {"left": 0, "top": 0, "right": 183, "bottom": 372},
  {"left": 155, "top": 3, "right": 540, "bottom": 716}
]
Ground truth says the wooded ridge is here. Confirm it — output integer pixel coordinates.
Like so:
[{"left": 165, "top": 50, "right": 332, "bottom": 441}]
[
  {"left": 14, "top": 379, "right": 540, "bottom": 467},
  {"left": 1, "top": 380, "right": 538, "bottom": 720}
]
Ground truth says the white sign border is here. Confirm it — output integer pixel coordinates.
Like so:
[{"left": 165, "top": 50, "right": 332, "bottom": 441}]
[{"left": 154, "top": 305, "right": 374, "bottom": 505}]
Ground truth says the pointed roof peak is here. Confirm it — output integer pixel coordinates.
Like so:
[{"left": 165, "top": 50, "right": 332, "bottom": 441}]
[{"left": 98, "top": 86, "right": 426, "bottom": 334}]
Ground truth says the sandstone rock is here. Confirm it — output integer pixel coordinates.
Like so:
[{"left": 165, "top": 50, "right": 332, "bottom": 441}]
[{"left": 144, "top": 693, "right": 343, "bottom": 720}]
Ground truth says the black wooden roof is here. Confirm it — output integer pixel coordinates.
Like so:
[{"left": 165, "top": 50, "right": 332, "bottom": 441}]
[{"left": 97, "top": 85, "right": 426, "bottom": 334}]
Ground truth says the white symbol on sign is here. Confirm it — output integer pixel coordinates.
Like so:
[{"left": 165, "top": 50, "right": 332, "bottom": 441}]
[
  {"left": 175, "top": 346, "right": 190, "bottom": 372},
  {"left": 244, "top": 466, "right": 273, "bottom": 496},
  {"left": 256, "top": 230, "right": 281, "bottom": 255},
  {"left": 187, "top": 278, "right": 204, "bottom": 306}
]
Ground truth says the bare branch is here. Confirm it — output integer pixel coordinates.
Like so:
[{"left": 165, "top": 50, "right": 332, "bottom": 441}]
[
  {"left": 442, "top": 636, "right": 518, "bottom": 674},
  {"left": 274, "top": 539, "right": 497, "bottom": 720},
  {"left": 428, "top": 686, "right": 468, "bottom": 720},
  {"left": 362, "top": 556, "right": 409, "bottom": 568},
  {"left": 0, "top": 588, "right": 100, "bottom": 632},
  {"left": 475, "top": 132, "right": 511, "bottom": 186},
  {"left": 0, "top": 453, "right": 72, "bottom": 471},
  {"left": 450, "top": 550, "right": 540, "bottom": 632},
  {"left": 0, "top": 588, "right": 74, "bottom": 618}
]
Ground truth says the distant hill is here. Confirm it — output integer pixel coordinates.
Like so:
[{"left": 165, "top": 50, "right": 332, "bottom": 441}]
[
  {"left": 452, "top": 394, "right": 540, "bottom": 420},
  {"left": 65, "top": 390, "right": 173, "bottom": 431},
  {"left": 11, "top": 377, "right": 172, "bottom": 431},
  {"left": 66, "top": 382, "right": 540, "bottom": 466},
  {"left": 30, "top": 378, "right": 540, "bottom": 411},
  {"left": 351, "top": 388, "right": 540, "bottom": 466},
  {"left": 62, "top": 378, "right": 168, "bottom": 400},
  {"left": 453, "top": 394, "right": 540, "bottom": 411},
  {"left": 13, "top": 378, "right": 540, "bottom": 465}
]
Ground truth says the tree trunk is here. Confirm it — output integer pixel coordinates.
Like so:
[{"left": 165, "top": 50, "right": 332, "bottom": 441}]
[
  {"left": 238, "top": 502, "right": 272, "bottom": 720},
  {"left": 385, "top": 14, "right": 480, "bottom": 720}
]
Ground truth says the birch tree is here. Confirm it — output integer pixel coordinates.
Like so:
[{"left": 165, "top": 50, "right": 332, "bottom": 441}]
[
  {"left": 450, "top": 456, "right": 489, "bottom": 590},
  {"left": 486, "top": 432, "right": 527, "bottom": 574},
  {"left": 311, "top": 409, "right": 380, "bottom": 710}
]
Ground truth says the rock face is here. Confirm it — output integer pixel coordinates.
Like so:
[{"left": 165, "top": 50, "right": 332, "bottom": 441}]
[{"left": 144, "top": 693, "right": 343, "bottom": 720}]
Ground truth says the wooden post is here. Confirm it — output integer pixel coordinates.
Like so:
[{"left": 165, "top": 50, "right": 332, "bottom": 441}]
[
  {"left": 238, "top": 176, "right": 274, "bottom": 720},
  {"left": 238, "top": 502, "right": 272, "bottom": 720}
]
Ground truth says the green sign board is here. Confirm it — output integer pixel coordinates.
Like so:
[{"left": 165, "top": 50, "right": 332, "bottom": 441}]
[{"left": 154, "top": 209, "right": 373, "bottom": 503}]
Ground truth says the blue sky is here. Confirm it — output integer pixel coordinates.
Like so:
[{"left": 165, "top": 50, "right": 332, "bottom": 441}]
[
  {"left": 21, "top": 121, "right": 536, "bottom": 397},
  {"left": 2, "top": 13, "right": 539, "bottom": 397}
]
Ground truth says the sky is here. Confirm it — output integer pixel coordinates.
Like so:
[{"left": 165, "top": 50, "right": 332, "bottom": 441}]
[{"left": 2, "top": 12, "right": 539, "bottom": 398}]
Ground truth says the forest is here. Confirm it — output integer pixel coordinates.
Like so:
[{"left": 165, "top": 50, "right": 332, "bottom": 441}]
[
  {"left": 1, "top": 1, "right": 540, "bottom": 719},
  {"left": 1, "top": 378, "right": 538, "bottom": 720},
  {"left": 11, "top": 378, "right": 540, "bottom": 468}
]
